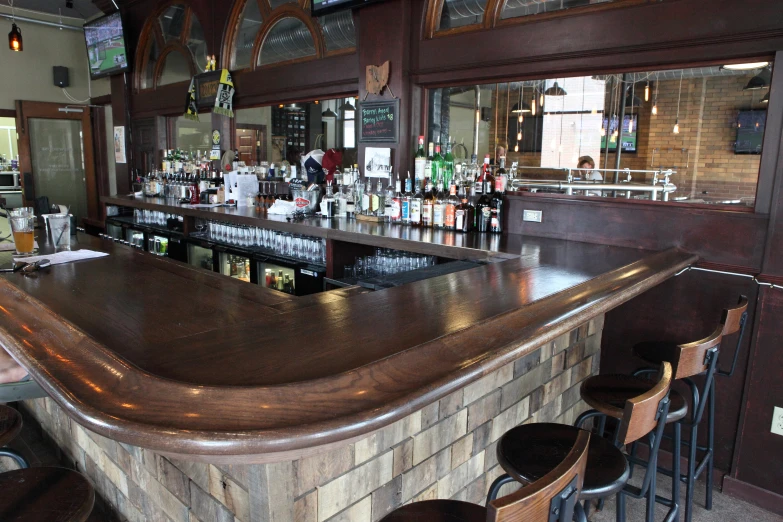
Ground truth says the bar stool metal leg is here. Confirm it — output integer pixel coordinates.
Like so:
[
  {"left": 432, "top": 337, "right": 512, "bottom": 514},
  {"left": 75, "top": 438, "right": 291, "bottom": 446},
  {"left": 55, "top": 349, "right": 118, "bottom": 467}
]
[
  {"left": 685, "top": 424, "right": 698, "bottom": 522},
  {"left": 0, "top": 447, "right": 29, "bottom": 468},
  {"left": 672, "top": 422, "right": 681, "bottom": 516},
  {"left": 706, "top": 378, "right": 715, "bottom": 511}
]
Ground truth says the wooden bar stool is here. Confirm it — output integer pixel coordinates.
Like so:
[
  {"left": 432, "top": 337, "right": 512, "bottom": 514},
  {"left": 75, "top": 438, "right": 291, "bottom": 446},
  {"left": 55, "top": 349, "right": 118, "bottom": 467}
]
[
  {"left": 631, "top": 296, "right": 748, "bottom": 522},
  {"left": 380, "top": 429, "right": 590, "bottom": 522},
  {"left": 0, "top": 404, "right": 29, "bottom": 469},
  {"left": 488, "top": 362, "right": 673, "bottom": 522},
  {"left": 0, "top": 467, "right": 95, "bottom": 521}
]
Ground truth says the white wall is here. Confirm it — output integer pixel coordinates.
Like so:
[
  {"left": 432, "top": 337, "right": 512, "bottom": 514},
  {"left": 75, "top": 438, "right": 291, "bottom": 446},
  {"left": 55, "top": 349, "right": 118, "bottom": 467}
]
[{"left": 0, "top": 7, "right": 110, "bottom": 110}]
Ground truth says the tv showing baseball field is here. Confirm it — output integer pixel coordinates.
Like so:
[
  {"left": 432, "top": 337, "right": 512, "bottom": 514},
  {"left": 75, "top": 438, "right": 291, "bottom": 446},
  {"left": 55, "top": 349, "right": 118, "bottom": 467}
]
[{"left": 84, "top": 12, "right": 129, "bottom": 80}]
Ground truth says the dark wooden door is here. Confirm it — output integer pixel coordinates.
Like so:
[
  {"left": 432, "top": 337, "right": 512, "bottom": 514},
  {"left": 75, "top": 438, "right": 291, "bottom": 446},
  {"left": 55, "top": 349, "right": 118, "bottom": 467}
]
[
  {"left": 235, "top": 125, "right": 266, "bottom": 166},
  {"left": 15, "top": 101, "right": 98, "bottom": 226}
]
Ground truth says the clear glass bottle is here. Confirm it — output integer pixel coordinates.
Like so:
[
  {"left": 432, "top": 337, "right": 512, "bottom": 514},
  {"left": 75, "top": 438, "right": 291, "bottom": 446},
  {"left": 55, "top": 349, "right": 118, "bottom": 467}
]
[
  {"left": 433, "top": 181, "right": 446, "bottom": 229},
  {"left": 410, "top": 181, "right": 423, "bottom": 227},
  {"left": 414, "top": 136, "right": 427, "bottom": 188},
  {"left": 323, "top": 181, "right": 335, "bottom": 218},
  {"left": 385, "top": 175, "right": 396, "bottom": 221},
  {"left": 373, "top": 179, "right": 383, "bottom": 217},
  {"left": 363, "top": 178, "right": 373, "bottom": 215},
  {"left": 391, "top": 178, "right": 403, "bottom": 224},
  {"left": 401, "top": 177, "right": 412, "bottom": 225},
  {"left": 445, "top": 183, "right": 459, "bottom": 230}
]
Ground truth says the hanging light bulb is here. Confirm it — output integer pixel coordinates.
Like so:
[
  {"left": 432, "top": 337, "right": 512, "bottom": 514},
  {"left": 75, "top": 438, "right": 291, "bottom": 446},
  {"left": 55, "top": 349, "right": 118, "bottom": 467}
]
[
  {"left": 514, "top": 143, "right": 519, "bottom": 153},
  {"left": 644, "top": 82, "right": 650, "bottom": 102},
  {"left": 518, "top": 115, "right": 523, "bottom": 123},
  {"left": 628, "top": 117, "right": 634, "bottom": 133},
  {"left": 531, "top": 98, "right": 536, "bottom": 116},
  {"left": 517, "top": 132, "right": 522, "bottom": 141},
  {"left": 8, "top": 23, "right": 22, "bottom": 52},
  {"left": 314, "top": 100, "right": 319, "bottom": 105},
  {"left": 673, "top": 119, "right": 680, "bottom": 134},
  {"left": 651, "top": 104, "right": 658, "bottom": 116},
  {"left": 540, "top": 93, "right": 545, "bottom": 106}
]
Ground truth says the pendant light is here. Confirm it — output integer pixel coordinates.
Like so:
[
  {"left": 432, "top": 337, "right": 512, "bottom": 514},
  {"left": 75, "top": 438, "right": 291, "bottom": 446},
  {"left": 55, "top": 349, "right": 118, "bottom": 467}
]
[
  {"left": 544, "top": 81, "right": 567, "bottom": 96},
  {"left": 673, "top": 70, "right": 683, "bottom": 134},
  {"left": 651, "top": 80, "right": 659, "bottom": 115},
  {"left": 531, "top": 97, "right": 536, "bottom": 116},
  {"left": 644, "top": 81, "right": 650, "bottom": 102},
  {"left": 7, "top": 1, "right": 21, "bottom": 52},
  {"left": 8, "top": 22, "right": 21, "bottom": 51},
  {"left": 743, "top": 67, "right": 771, "bottom": 91},
  {"left": 627, "top": 82, "right": 635, "bottom": 134},
  {"left": 322, "top": 108, "right": 337, "bottom": 118},
  {"left": 339, "top": 99, "right": 356, "bottom": 112}
]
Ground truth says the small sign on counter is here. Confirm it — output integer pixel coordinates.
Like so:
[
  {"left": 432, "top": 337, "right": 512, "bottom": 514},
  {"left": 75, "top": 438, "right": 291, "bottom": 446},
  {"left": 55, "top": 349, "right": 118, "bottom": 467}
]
[{"left": 359, "top": 99, "right": 399, "bottom": 143}]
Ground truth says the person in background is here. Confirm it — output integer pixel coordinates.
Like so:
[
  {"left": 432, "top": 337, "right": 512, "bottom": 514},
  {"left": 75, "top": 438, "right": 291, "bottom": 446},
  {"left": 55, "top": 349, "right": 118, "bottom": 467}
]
[
  {"left": 495, "top": 143, "right": 508, "bottom": 166},
  {"left": 577, "top": 155, "right": 603, "bottom": 196}
]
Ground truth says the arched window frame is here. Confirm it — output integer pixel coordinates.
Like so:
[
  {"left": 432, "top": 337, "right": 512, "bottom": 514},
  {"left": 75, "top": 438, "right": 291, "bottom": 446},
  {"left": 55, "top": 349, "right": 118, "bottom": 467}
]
[
  {"left": 424, "top": 0, "right": 664, "bottom": 39},
  {"left": 134, "top": 1, "right": 208, "bottom": 92},
  {"left": 223, "top": 0, "right": 355, "bottom": 73}
]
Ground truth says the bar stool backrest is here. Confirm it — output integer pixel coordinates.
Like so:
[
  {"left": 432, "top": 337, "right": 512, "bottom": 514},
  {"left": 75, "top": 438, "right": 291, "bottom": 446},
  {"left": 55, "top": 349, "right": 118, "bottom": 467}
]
[
  {"left": 718, "top": 295, "right": 749, "bottom": 378},
  {"left": 487, "top": 430, "right": 590, "bottom": 522},
  {"left": 618, "top": 362, "right": 672, "bottom": 445},
  {"left": 672, "top": 326, "right": 724, "bottom": 380}
]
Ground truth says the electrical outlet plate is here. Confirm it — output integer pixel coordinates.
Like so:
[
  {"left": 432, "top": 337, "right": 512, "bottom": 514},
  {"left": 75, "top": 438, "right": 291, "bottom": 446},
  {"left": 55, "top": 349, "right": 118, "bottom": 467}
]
[
  {"left": 523, "top": 210, "right": 543, "bottom": 223},
  {"left": 772, "top": 407, "right": 783, "bottom": 436}
]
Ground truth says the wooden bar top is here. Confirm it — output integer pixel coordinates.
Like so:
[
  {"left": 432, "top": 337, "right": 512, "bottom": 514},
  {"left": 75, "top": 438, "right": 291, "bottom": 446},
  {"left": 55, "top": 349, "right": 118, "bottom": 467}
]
[{"left": 0, "top": 228, "right": 696, "bottom": 462}]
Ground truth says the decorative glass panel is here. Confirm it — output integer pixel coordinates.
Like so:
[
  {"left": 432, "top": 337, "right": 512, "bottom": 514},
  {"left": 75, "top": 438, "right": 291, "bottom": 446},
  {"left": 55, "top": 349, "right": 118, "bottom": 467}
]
[
  {"left": 235, "top": 0, "right": 263, "bottom": 69},
  {"left": 318, "top": 11, "right": 355, "bottom": 52},
  {"left": 501, "top": 0, "right": 613, "bottom": 20},
  {"left": 439, "top": 0, "right": 488, "bottom": 30},
  {"left": 142, "top": 38, "right": 159, "bottom": 89},
  {"left": 269, "top": 0, "right": 298, "bottom": 9},
  {"left": 187, "top": 14, "right": 208, "bottom": 72},
  {"left": 159, "top": 4, "right": 186, "bottom": 41},
  {"left": 427, "top": 63, "right": 773, "bottom": 207},
  {"left": 158, "top": 50, "right": 192, "bottom": 86},
  {"left": 259, "top": 17, "right": 316, "bottom": 66}
]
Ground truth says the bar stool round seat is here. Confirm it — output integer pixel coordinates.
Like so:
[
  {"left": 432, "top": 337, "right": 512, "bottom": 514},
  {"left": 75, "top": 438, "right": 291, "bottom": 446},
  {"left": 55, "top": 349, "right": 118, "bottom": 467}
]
[
  {"left": 380, "top": 499, "right": 486, "bottom": 521},
  {"left": 497, "top": 423, "right": 628, "bottom": 500},
  {"left": 0, "top": 467, "right": 95, "bottom": 522},
  {"left": 581, "top": 374, "right": 688, "bottom": 423},
  {"left": 0, "top": 405, "right": 23, "bottom": 447}
]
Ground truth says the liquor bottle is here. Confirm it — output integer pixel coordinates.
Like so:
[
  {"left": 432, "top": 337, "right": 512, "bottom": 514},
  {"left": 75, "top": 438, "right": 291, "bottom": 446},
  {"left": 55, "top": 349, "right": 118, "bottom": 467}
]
[
  {"left": 421, "top": 179, "right": 434, "bottom": 227},
  {"left": 424, "top": 142, "right": 434, "bottom": 185},
  {"left": 443, "top": 137, "right": 455, "bottom": 188},
  {"left": 323, "top": 182, "right": 335, "bottom": 218},
  {"left": 277, "top": 270, "right": 285, "bottom": 291},
  {"left": 456, "top": 185, "right": 474, "bottom": 233},
  {"left": 363, "top": 179, "right": 373, "bottom": 216},
  {"left": 385, "top": 175, "right": 396, "bottom": 221},
  {"left": 373, "top": 179, "right": 384, "bottom": 217},
  {"left": 410, "top": 181, "right": 423, "bottom": 227},
  {"left": 495, "top": 156, "right": 508, "bottom": 194},
  {"left": 414, "top": 136, "right": 427, "bottom": 188},
  {"left": 401, "top": 176, "right": 412, "bottom": 225},
  {"left": 490, "top": 172, "right": 505, "bottom": 234},
  {"left": 432, "top": 137, "right": 444, "bottom": 189},
  {"left": 444, "top": 183, "right": 458, "bottom": 230},
  {"left": 265, "top": 269, "right": 272, "bottom": 288},
  {"left": 433, "top": 181, "right": 446, "bottom": 229},
  {"left": 391, "top": 178, "right": 403, "bottom": 224},
  {"left": 476, "top": 178, "right": 494, "bottom": 233},
  {"left": 476, "top": 155, "right": 493, "bottom": 196}
]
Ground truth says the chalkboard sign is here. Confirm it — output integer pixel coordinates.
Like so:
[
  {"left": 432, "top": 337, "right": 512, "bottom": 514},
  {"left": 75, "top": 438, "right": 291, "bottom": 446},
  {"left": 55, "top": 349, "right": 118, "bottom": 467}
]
[{"left": 359, "top": 99, "right": 399, "bottom": 143}]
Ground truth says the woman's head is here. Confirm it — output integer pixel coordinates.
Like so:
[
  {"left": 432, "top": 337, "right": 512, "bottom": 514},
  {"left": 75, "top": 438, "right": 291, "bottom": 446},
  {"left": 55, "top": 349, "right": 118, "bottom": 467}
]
[{"left": 577, "top": 156, "right": 595, "bottom": 169}]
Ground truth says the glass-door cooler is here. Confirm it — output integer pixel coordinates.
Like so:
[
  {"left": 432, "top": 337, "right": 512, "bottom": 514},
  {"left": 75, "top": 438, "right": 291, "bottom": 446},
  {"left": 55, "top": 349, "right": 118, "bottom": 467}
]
[
  {"left": 188, "top": 243, "right": 216, "bottom": 272},
  {"left": 220, "top": 252, "right": 253, "bottom": 283},
  {"left": 257, "top": 258, "right": 325, "bottom": 296}
]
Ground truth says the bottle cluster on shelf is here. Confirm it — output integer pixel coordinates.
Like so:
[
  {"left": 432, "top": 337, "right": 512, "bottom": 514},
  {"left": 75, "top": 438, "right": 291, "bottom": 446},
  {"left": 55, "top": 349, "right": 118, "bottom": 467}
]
[
  {"left": 343, "top": 248, "right": 437, "bottom": 279},
  {"left": 205, "top": 220, "right": 326, "bottom": 265}
]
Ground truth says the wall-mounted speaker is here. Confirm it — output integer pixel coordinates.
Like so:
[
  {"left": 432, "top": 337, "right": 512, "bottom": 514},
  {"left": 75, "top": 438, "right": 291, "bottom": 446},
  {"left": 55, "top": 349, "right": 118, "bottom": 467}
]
[{"left": 53, "top": 66, "right": 69, "bottom": 88}]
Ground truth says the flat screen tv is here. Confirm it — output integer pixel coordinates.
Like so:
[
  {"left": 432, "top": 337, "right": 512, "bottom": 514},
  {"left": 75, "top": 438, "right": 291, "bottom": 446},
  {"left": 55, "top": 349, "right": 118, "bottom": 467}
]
[
  {"left": 84, "top": 12, "right": 129, "bottom": 80},
  {"left": 600, "top": 114, "right": 638, "bottom": 153},
  {"left": 735, "top": 110, "right": 766, "bottom": 154},
  {"left": 312, "top": 0, "right": 386, "bottom": 16}
]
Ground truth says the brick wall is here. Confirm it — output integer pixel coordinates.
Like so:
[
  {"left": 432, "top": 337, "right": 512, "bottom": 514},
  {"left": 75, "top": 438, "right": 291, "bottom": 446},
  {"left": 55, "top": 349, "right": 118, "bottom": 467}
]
[
  {"left": 483, "top": 75, "right": 765, "bottom": 204},
  {"left": 22, "top": 315, "right": 604, "bottom": 522}
]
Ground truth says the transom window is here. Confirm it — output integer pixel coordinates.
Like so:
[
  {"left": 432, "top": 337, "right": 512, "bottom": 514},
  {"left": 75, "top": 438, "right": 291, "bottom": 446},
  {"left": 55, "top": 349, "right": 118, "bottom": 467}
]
[
  {"left": 228, "top": 0, "right": 356, "bottom": 70},
  {"left": 136, "top": 2, "right": 208, "bottom": 90}
]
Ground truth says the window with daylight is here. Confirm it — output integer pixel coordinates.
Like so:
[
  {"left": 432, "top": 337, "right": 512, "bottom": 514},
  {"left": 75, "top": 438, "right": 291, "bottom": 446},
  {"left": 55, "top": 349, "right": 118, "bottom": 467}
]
[
  {"left": 228, "top": 0, "right": 356, "bottom": 71},
  {"left": 136, "top": 3, "right": 207, "bottom": 90},
  {"left": 427, "top": 62, "right": 773, "bottom": 207}
]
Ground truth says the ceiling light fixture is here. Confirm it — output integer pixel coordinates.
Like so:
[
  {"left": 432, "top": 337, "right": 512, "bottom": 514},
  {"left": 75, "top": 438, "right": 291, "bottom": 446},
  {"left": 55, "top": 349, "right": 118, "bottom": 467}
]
[
  {"left": 7, "top": 1, "right": 21, "bottom": 52},
  {"left": 674, "top": 70, "right": 683, "bottom": 134},
  {"left": 651, "top": 80, "right": 659, "bottom": 115},
  {"left": 743, "top": 68, "right": 771, "bottom": 91},
  {"left": 339, "top": 100, "right": 356, "bottom": 112},
  {"left": 722, "top": 62, "right": 769, "bottom": 71},
  {"left": 322, "top": 108, "right": 337, "bottom": 118},
  {"left": 645, "top": 81, "right": 650, "bottom": 102},
  {"left": 544, "top": 81, "right": 567, "bottom": 96}
]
